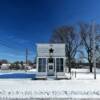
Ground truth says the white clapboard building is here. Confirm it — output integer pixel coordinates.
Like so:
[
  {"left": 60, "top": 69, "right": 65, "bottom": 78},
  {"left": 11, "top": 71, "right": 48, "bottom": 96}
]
[{"left": 36, "top": 43, "right": 66, "bottom": 78}]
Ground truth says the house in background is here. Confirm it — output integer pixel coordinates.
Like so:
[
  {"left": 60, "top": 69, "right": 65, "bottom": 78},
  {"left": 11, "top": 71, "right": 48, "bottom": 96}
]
[{"left": 36, "top": 44, "right": 66, "bottom": 78}]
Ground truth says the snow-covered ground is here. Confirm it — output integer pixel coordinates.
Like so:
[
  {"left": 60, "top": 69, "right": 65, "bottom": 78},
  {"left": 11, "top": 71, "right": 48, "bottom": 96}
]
[
  {"left": 0, "top": 69, "right": 100, "bottom": 99},
  {"left": 70, "top": 68, "right": 100, "bottom": 80},
  {"left": 0, "top": 75, "right": 100, "bottom": 99}
]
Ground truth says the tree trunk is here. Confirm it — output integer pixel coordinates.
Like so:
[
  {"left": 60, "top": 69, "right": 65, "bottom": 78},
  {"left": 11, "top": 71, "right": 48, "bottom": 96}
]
[
  {"left": 89, "top": 62, "right": 93, "bottom": 73},
  {"left": 68, "top": 66, "right": 71, "bottom": 73},
  {"left": 68, "top": 59, "right": 71, "bottom": 73}
]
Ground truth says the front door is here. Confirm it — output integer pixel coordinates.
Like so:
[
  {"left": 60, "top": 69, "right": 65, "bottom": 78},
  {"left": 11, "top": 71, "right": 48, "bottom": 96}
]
[{"left": 47, "top": 58, "right": 54, "bottom": 76}]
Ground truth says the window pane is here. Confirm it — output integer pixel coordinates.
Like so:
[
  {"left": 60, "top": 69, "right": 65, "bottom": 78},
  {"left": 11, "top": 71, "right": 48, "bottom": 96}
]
[
  {"left": 60, "top": 58, "right": 63, "bottom": 72},
  {"left": 42, "top": 58, "right": 46, "bottom": 72},
  {"left": 38, "top": 58, "right": 46, "bottom": 72},
  {"left": 48, "top": 58, "right": 53, "bottom": 63},
  {"left": 56, "top": 58, "right": 59, "bottom": 72},
  {"left": 56, "top": 58, "right": 64, "bottom": 72},
  {"left": 38, "top": 58, "right": 42, "bottom": 72},
  {"left": 49, "top": 65, "right": 53, "bottom": 69}
]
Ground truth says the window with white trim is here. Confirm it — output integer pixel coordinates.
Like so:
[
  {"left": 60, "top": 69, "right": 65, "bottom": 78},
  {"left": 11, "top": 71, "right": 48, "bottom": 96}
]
[
  {"left": 38, "top": 58, "right": 46, "bottom": 72},
  {"left": 56, "top": 58, "right": 64, "bottom": 72}
]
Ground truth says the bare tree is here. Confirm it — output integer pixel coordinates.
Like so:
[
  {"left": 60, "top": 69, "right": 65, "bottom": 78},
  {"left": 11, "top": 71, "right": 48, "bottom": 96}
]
[
  {"left": 79, "top": 23, "right": 93, "bottom": 72},
  {"left": 50, "top": 26, "right": 80, "bottom": 72},
  {"left": 79, "top": 23, "right": 100, "bottom": 72}
]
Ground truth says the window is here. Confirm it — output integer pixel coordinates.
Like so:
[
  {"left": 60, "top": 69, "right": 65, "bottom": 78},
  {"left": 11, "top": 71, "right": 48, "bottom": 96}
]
[
  {"left": 48, "top": 58, "right": 54, "bottom": 63},
  {"left": 38, "top": 58, "right": 46, "bottom": 72},
  {"left": 49, "top": 65, "right": 53, "bottom": 69},
  {"left": 56, "top": 58, "right": 64, "bottom": 72}
]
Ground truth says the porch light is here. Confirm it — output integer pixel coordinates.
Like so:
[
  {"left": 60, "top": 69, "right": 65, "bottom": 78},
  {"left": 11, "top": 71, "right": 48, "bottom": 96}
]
[{"left": 49, "top": 48, "right": 54, "bottom": 57}]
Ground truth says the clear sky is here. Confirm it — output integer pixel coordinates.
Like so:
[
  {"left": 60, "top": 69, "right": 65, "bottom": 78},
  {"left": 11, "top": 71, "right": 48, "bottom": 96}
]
[{"left": 0, "top": 0, "right": 100, "bottom": 62}]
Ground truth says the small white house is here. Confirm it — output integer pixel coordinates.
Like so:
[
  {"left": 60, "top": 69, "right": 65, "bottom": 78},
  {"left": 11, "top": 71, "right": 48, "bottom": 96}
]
[{"left": 36, "top": 43, "right": 66, "bottom": 78}]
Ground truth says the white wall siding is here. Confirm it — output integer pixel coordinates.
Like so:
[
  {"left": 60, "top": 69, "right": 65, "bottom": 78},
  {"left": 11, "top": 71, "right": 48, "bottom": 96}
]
[{"left": 37, "top": 44, "right": 65, "bottom": 57}]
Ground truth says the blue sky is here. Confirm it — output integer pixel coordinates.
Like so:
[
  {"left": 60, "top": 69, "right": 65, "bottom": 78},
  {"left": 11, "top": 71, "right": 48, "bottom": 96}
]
[{"left": 0, "top": 0, "right": 100, "bottom": 62}]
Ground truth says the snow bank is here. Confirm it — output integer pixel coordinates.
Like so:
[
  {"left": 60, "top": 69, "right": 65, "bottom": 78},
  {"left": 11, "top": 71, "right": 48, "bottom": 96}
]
[{"left": 27, "top": 68, "right": 37, "bottom": 74}]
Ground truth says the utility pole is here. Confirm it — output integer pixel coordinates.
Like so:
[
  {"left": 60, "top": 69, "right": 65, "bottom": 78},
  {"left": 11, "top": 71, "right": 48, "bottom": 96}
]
[
  {"left": 26, "top": 48, "right": 28, "bottom": 65},
  {"left": 92, "top": 21, "right": 96, "bottom": 79}
]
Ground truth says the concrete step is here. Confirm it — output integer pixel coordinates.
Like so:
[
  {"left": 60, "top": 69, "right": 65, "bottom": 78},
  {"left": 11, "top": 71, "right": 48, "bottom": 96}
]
[{"left": 47, "top": 76, "right": 56, "bottom": 80}]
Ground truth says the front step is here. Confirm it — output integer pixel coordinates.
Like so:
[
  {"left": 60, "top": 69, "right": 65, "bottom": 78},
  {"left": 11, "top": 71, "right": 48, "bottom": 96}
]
[{"left": 47, "top": 76, "right": 56, "bottom": 80}]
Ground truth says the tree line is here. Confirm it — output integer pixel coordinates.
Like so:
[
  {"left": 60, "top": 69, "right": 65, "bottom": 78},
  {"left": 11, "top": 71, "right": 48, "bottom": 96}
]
[{"left": 0, "top": 59, "right": 35, "bottom": 70}]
